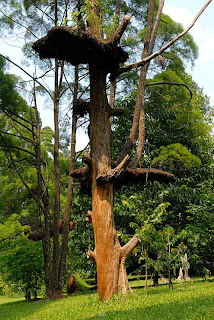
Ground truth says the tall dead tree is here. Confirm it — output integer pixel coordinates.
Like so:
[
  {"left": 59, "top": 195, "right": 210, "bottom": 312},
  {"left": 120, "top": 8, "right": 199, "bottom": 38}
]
[{"left": 33, "top": 0, "right": 212, "bottom": 301}]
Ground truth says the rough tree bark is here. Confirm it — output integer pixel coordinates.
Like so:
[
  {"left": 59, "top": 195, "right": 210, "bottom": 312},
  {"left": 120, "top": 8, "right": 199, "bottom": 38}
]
[{"left": 88, "top": 64, "right": 139, "bottom": 300}]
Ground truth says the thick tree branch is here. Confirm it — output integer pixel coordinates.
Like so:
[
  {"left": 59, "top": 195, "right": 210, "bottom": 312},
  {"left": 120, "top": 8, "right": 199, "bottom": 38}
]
[
  {"left": 121, "top": 236, "right": 140, "bottom": 258},
  {"left": 97, "top": 168, "right": 176, "bottom": 187},
  {"left": 108, "top": 105, "right": 124, "bottom": 117},
  {"left": 96, "top": 155, "right": 130, "bottom": 183},
  {"left": 107, "top": 15, "right": 131, "bottom": 45}
]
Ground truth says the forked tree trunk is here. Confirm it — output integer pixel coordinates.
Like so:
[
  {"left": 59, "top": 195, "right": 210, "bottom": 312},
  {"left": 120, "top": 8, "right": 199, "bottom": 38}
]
[{"left": 88, "top": 65, "right": 139, "bottom": 301}]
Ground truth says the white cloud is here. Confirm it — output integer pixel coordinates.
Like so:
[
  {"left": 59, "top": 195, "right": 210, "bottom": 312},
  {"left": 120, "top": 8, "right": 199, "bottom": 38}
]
[
  {"left": 163, "top": 5, "right": 201, "bottom": 40},
  {"left": 163, "top": 5, "right": 214, "bottom": 61},
  {"left": 198, "top": 30, "right": 214, "bottom": 61}
]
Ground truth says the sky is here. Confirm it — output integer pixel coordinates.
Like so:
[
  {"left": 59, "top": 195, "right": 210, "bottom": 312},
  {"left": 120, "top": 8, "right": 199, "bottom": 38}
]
[
  {"left": 0, "top": 0, "right": 213, "bottom": 150},
  {"left": 163, "top": 0, "right": 214, "bottom": 106}
]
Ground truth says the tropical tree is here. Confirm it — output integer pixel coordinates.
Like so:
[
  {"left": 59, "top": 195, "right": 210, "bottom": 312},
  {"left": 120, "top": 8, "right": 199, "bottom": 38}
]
[
  {"left": 0, "top": 0, "right": 212, "bottom": 301},
  {"left": 31, "top": 0, "right": 212, "bottom": 301}
]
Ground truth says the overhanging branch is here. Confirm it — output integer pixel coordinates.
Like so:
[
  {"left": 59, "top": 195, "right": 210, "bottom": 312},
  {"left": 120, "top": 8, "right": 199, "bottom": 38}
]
[
  {"left": 110, "top": 0, "right": 212, "bottom": 80},
  {"left": 146, "top": 81, "right": 193, "bottom": 102}
]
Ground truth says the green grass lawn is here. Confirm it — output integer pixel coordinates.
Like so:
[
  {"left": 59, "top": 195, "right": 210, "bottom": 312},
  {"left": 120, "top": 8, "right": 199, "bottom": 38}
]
[{"left": 1, "top": 280, "right": 214, "bottom": 320}]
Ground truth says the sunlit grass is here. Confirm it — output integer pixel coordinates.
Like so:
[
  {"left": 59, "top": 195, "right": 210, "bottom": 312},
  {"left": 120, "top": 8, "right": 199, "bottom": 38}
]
[{"left": 1, "top": 280, "right": 214, "bottom": 319}]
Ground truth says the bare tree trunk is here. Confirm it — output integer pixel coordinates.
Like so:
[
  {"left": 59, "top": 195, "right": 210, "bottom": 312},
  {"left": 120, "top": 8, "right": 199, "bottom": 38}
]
[
  {"left": 109, "top": 0, "right": 122, "bottom": 109},
  {"left": 51, "top": 0, "right": 61, "bottom": 297},
  {"left": 89, "top": 65, "right": 139, "bottom": 300},
  {"left": 58, "top": 65, "right": 78, "bottom": 293},
  {"left": 52, "top": 58, "right": 61, "bottom": 297},
  {"left": 33, "top": 80, "right": 52, "bottom": 298},
  {"left": 145, "top": 260, "right": 148, "bottom": 290}
]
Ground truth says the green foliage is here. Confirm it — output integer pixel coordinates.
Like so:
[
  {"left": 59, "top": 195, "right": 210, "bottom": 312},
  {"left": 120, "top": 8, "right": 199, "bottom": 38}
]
[
  {"left": 155, "top": 13, "right": 198, "bottom": 67},
  {"left": 151, "top": 143, "right": 201, "bottom": 172},
  {"left": 0, "top": 214, "right": 28, "bottom": 240},
  {"left": 0, "top": 237, "right": 44, "bottom": 297}
]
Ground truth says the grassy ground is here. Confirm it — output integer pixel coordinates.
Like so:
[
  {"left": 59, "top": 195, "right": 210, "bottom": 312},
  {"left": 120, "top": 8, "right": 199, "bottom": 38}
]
[{"left": 1, "top": 280, "right": 214, "bottom": 320}]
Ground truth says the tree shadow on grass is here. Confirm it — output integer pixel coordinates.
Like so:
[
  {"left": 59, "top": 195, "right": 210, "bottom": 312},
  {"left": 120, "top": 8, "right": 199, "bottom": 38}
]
[
  {"left": 81, "top": 294, "right": 214, "bottom": 320},
  {"left": 0, "top": 298, "right": 56, "bottom": 320}
]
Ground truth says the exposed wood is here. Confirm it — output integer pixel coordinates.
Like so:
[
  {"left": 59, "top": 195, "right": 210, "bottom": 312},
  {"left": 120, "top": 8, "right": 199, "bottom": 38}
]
[
  {"left": 30, "top": 0, "right": 205, "bottom": 302},
  {"left": 121, "top": 236, "right": 140, "bottom": 258},
  {"left": 87, "top": 249, "right": 96, "bottom": 263},
  {"left": 107, "top": 15, "right": 131, "bottom": 45},
  {"left": 86, "top": 210, "right": 93, "bottom": 223}
]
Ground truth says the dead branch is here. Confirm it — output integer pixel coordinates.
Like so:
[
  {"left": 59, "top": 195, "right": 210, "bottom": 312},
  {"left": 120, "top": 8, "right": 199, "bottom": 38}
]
[
  {"left": 96, "top": 155, "right": 130, "bottom": 183},
  {"left": 149, "top": 0, "right": 165, "bottom": 55},
  {"left": 107, "top": 15, "right": 131, "bottom": 45},
  {"left": 121, "top": 236, "right": 140, "bottom": 258},
  {"left": 116, "top": 0, "right": 155, "bottom": 166}
]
